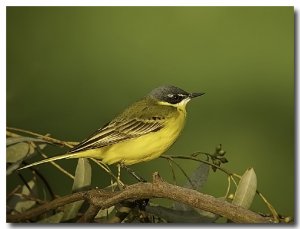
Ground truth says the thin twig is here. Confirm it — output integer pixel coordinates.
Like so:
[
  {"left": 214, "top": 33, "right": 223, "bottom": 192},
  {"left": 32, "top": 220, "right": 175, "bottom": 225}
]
[
  {"left": 161, "top": 156, "right": 196, "bottom": 190},
  {"left": 160, "top": 155, "right": 232, "bottom": 176},
  {"left": 230, "top": 175, "right": 238, "bottom": 187},
  {"left": 122, "top": 165, "right": 146, "bottom": 182},
  {"left": 232, "top": 173, "right": 242, "bottom": 179},
  {"left": 6, "top": 131, "right": 21, "bottom": 138},
  {"left": 225, "top": 175, "right": 231, "bottom": 198},
  {"left": 37, "top": 150, "right": 74, "bottom": 180},
  {"left": 7, "top": 127, "right": 74, "bottom": 148},
  {"left": 7, "top": 185, "right": 22, "bottom": 199},
  {"left": 28, "top": 166, "right": 56, "bottom": 200},
  {"left": 256, "top": 191, "right": 280, "bottom": 223},
  {"left": 91, "top": 159, "right": 125, "bottom": 188},
  {"left": 103, "top": 182, "right": 118, "bottom": 191},
  {"left": 14, "top": 193, "right": 47, "bottom": 205},
  {"left": 16, "top": 172, "right": 33, "bottom": 195},
  {"left": 167, "top": 159, "right": 177, "bottom": 185},
  {"left": 117, "top": 163, "right": 121, "bottom": 181}
]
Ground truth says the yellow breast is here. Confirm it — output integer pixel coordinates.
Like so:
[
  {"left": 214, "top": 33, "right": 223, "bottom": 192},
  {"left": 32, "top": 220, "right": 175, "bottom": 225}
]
[{"left": 98, "top": 108, "right": 186, "bottom": 165}]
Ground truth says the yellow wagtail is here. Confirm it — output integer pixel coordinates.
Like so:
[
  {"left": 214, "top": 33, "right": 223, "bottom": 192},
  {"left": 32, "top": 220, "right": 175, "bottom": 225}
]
[{"left": 19, "top": 85, "right": 204, "bottom": 169}]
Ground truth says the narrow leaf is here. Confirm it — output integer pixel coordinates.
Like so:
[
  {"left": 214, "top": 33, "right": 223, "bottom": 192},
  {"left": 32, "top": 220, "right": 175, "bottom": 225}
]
[
  {"left": 232, "top": 168, "right": 257, "bottom": 209},
  {"left": 6, "top": 142, "right": 31, "bottom": 163},
  {"left": 184, "top": 162, "right": 210, "bottom": 191},
  {"left": 146, "top": 205, "right": 218, "bottom": 223},
  {"left": 38, "top": 212, "right": 64, "bottom": 223},
  {"left": 6, "top": 141, "right": 45, "bottom": 167},
  {"left": 6, "top": 161, "right": 22, "bottom": 175},
  {"left": 62, "top": 201, "right": 84, "bottom": 222},
  {"left": 72, "top": 158, "right": 92, "bottom": 191},
  {"left": 62, "top": 158, "right": 92, "bottom": 221},
  {"left": 171, "top": 162, "right": 217, "bottom": 220},
  {"left": 173, "top": 162, "right": 210, "bottom": 211},
  {"left": 14, "top": 199, "right": 36, "bottom": 214},
  {"left": 8, "top": 180, "right": 37, "bottom": 213},
  {"left": 95, "top": 206, "right": 115, "bottom": 219}
]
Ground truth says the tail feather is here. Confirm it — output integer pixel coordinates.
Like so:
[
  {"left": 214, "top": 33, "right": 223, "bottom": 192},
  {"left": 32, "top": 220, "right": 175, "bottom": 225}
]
[{"left": 18, "top": 153, "right": 77, "bottom": 170}]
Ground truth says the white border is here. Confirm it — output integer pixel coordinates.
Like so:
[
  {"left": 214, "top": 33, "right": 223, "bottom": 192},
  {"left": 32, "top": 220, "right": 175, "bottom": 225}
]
[
  {"left": 1, "top": 1, "right": 299, "bottom": 228},
  {"left": 1, "top": 0, "right": 299, "bottom": 6}
]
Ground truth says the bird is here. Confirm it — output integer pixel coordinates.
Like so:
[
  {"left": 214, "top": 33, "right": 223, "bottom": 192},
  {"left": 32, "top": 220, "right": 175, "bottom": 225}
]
[{"left": 19, "top": 85, "right": 204, "bottom": 170}]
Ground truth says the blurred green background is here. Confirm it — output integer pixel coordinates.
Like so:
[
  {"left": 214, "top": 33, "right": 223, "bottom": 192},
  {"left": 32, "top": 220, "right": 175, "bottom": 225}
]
[{"left": 7, "top": 7, "right": 294, "bottom": 217}]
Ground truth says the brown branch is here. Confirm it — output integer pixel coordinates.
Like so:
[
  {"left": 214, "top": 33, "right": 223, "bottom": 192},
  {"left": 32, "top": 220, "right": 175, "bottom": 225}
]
[
  {"left": 77, "top": 204, "right": 101, "bottom": 223},
  {"left": 7, "top": 192, "right": 84, "bottom": 222},
  {"left": 7, "top": 172, "right": 272, "bottom": 224}
]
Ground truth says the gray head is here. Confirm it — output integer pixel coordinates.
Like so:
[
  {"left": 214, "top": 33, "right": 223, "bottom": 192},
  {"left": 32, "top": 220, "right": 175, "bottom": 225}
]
[{"left": 148, "top": 85, "right": 204, "bottom": 105}]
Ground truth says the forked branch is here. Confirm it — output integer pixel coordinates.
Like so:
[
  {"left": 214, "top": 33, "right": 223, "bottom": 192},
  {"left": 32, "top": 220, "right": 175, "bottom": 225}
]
[{"left": 7, "top": 172, "right": 272, "bottom": 224}]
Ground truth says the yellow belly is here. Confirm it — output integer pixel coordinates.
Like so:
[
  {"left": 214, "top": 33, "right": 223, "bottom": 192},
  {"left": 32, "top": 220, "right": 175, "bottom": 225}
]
[{"left": 75, "top": 110, "right": 186, "bottom": 165}]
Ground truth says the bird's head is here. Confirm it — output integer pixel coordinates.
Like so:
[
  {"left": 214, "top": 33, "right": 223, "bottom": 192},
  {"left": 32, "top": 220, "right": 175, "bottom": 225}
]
[{"left": 148, "top": 85, "right": 205, "bottom": 108}]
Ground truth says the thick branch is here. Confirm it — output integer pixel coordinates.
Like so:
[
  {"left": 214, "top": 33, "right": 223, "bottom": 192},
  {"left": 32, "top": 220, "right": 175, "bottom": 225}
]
[
  {"left": 7, "top": 172, "right": 272, "bottom": 224},
  {"left": 77, "top": 204, "right": 101, "bottom": 223}
]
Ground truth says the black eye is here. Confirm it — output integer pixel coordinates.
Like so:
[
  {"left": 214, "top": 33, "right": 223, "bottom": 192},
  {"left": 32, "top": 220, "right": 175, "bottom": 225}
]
[
  {"left": 173, "top": 95, "right": 179, "bottom": 100},
  {"left": 166, "top": 93, "right": 185, "bottom": 104}
]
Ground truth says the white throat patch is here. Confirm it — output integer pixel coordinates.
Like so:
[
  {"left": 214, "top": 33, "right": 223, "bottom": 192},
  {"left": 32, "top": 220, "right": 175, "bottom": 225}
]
[{"left": 158, "top": 97, "right": 191, "bottom": 109}]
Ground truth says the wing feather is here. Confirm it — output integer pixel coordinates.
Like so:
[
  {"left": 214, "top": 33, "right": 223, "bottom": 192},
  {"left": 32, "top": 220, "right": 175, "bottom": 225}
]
[{"left": 69, "top": 117, "right": 165, "bottom": 153}]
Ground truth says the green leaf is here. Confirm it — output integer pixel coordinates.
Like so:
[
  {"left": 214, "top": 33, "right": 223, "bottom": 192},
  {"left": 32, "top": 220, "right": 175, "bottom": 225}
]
[
  {"left": 95, "top": 206, "right": 115, "bottom": 219},
  {"left": 6, "top": 161, "right": 22, "bottom": 175},
  {"left": 173, "top": 162, "right": 210, "bottom": 211},
  {"left": 72, "top": 158, "right": 92, "bottom": 191},
  {"left": 185, "top": 162, "right": 210, "bottom": 191},
  {"left": 62, "top": 158, "right": 92, "bottom": 221},
  {"left": 14, "top": 199, "right": 36, "bottom": 214},
  {"left": 232, "top": 168, "right": 257, "bottom": 209},
  {"left": 7, "top": 180, "right": 37, "bottom": 213},
  {"left": 62, "top": 200, "right": 85, "bottom": 222},
  {"left": 38, "top": 212, "right": 64, "bottom": 223},
  {"left": 6, "top": 141, "right": 47, "bottom": 173},
  {"left": 171, "top": 162, "right": 218, "bottom": 221},
  {"left": 146, "top": 205, "right": 218, "bottom": 223},
  {"left": 6, "top": 142, "right": 32, "bottom": 163}
]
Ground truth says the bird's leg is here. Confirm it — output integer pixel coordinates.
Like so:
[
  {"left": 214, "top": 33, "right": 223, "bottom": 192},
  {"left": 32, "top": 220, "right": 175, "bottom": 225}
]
[
  {"left": 117, "top": 163, "right": 121, "bottom": 181},
  {"left": 118, "top": 163, "right": 149, "bottom": 218},
  {"left": 115, "top": 163, "right": 127, "bottom": 190}
]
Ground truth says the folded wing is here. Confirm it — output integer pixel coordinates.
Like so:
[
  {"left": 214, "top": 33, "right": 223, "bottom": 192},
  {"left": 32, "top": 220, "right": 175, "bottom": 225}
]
[{"left": 69, "top": 117, "right": 165, "bottom": 153}]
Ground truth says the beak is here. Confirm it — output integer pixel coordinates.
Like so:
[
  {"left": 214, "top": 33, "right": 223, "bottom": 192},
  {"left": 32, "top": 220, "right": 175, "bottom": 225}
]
[{"left": 189, "top": 92, "right": 205, "bottom": 98}]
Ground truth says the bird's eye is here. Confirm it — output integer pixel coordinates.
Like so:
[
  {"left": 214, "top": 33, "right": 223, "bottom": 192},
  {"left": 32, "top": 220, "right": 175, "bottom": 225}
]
[
  {"left": 166, "top": 94, "right": 183, "bottom": 104},
  {"left": 173, "top": 94, "right": 179, "bottom": 100}
]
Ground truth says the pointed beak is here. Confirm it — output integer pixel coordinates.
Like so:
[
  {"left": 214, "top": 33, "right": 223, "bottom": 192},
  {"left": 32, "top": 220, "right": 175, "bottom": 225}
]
[{"left": 189, "top": 92, "right": 205, "bottom": 98}]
